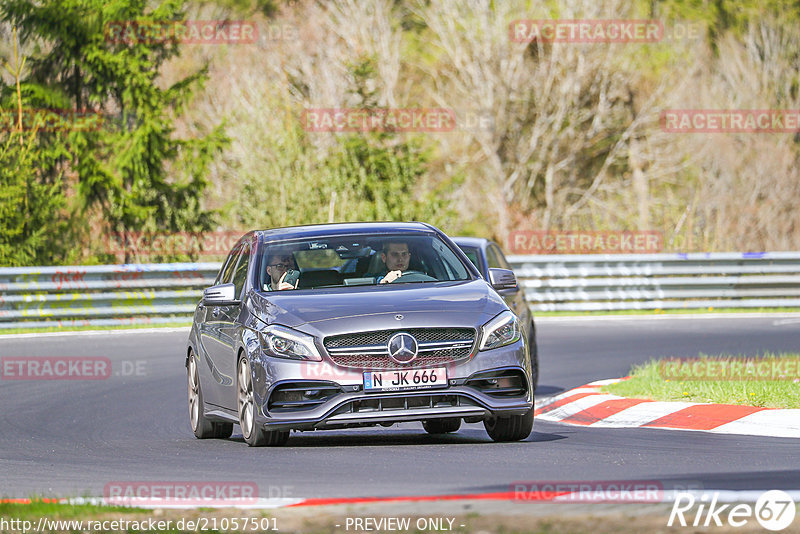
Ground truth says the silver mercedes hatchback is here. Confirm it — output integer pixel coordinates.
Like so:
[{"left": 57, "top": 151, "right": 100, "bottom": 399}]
[{"left": 186, "top": 222, "right": 535, "bottom": 446}]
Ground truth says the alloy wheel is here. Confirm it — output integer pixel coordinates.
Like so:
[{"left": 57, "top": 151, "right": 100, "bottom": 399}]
[
  {"left": 188, "top": 355, "right": 200, "bottom": 431},
  {"left": 238, "top": 359, "right": 255, "bottom": 439}
]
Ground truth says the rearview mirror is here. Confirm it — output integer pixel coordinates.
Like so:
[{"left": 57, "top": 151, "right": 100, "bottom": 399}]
[
  {"left": 203, "top": 283, "right": 239, "bottom": 304},
  {"left": 488, "top": 268, "right": 518, "bottom": 291}
]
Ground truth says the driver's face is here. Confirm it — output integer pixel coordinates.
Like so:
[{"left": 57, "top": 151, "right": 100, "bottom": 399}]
[
  {"left": 382, "top": 243, "right": 410, "bottom": 272},
  {"left": 266, "top": 254, "right": 293, "bottom": 284}
]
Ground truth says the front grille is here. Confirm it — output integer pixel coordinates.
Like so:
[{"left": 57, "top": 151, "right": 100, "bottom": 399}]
[
  {"left": 325, "top": 328, "right": 475, "bottom": 348},
  {"left": 324, "top": 328, "right": 476, "bottom": 369}
]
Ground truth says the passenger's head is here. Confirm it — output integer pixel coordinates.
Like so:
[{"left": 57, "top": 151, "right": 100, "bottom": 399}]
[{"left": 381, "top": 241, "right": 411, "bottom": 272}]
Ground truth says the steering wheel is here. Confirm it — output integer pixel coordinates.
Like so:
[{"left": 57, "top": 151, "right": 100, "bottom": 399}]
[{"left": 390, "top": 270, "right": 438, "bottom": 283}]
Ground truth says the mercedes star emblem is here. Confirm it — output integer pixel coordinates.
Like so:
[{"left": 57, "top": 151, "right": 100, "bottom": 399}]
[{"left": 387, "top": 332, "right": 418, "bottom": 364}]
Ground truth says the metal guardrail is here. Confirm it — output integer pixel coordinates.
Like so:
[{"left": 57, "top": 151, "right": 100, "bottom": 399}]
[
  {"left": 1, "top": 252, "right": 799, "bottom": 328},
  {"left": 0, "top": 263, "right": 219, "bottom": 329},
  {"left": 509, "top": 252, "right": 800, "bottom": 312}
]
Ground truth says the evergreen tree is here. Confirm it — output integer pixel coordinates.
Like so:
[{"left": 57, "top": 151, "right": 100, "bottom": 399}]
[
  {"left": 0, "top": 129, "right": 70, "bottom": 266},
  {"left": 0, "top": 0, "right": 227, "bottom": 263},
  {"left": 0, "top": 26, "right": 71, "bottom": 266}
]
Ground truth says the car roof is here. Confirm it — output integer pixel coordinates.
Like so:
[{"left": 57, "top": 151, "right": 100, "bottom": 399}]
[
  {"left": 451, "top": 236, "right": 490, "bottom": 248},
  {"left": 253, "top": 222, "right": 439, "bottom": 243}
]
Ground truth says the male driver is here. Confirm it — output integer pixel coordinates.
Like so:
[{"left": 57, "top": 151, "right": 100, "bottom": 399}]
[
  {"left": 378, "top": 241, "right": 411, "bottom": 284},
  {"left": 264, "top": 253, "right": 298, "bottom": 291}
]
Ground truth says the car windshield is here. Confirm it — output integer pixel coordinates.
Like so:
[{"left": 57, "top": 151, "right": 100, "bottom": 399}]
[{"left": 257, "top": 233, "right": 471, "bottom": 291}]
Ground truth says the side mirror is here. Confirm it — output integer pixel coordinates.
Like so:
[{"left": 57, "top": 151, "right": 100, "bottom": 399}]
[
  {"left": 203, "top": 283, "right": 239, "bottom": 304},
  {"left": 488, "top": 268, "right": 518, "bottom": 291}
]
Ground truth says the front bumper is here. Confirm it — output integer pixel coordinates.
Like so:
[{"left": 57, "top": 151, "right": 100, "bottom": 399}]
[
  {"left": 259, "top": 383, "right": 532, "bottom": 431},
  {"left": 246, "top": 336, "right": 533, "bottom": 431}
]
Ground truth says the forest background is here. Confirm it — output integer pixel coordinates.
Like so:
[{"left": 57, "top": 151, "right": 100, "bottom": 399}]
[{"left": 1, "top": 0, "right": 799, "bottom": 265}]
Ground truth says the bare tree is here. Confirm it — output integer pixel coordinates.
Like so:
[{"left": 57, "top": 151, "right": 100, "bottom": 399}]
[
  {"left": 415, "top": 0, "right": 693, "bottom": 242},
  {"left": 682, "top": 19, "right": 800, "bottom": 251}
]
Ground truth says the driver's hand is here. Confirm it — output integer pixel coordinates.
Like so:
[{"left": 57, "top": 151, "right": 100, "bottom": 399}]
[
  {"left": 380, "top": 270, "right": 403, "bottom": 284},
  {"left": 277, "top": 272, "right": 298, "bottom": 290}
]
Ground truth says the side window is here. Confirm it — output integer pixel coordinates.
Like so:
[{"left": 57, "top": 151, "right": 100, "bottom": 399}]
[
  {"left": 459, "top": 248, "right": 480, "bottom": 270},
  {"left": 216, "top": 246, "right": 241, "bottom": 285},
  {"left": 232, "top": 244, "right": 251, "bottom": 298},
  {"left": 489, "top": 244, "right": 512, "bottom": 270},
  {"left": 485, "top": 245, "right": 502, "bottom": 269}
]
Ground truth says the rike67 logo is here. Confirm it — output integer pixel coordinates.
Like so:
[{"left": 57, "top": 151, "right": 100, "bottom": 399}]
[{"left": 669, "top": 490, "right": 796, "bottom": 531}]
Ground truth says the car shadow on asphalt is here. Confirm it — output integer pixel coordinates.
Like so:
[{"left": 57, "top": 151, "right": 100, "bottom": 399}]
[
  {"left": 228, "top": 431, "right": 488, "bottom": 447},
  {"left": 224, "top": 426, "right": 567, "bottom": 447},
  {"left": 526, "top": 431, "right": 568, "bottom": 442}
]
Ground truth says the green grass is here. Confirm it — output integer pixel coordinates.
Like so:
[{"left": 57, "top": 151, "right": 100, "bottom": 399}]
[
  {"left": 0, "top": 321, "right": 192, "bottom": 335},
  {"left": 602, "top": 353, "right": 800, "bottom": 408},
  {"left": 0, "top": 500, "right": 144, "bottom": 519},
  {"left": 534, "top": 307, "right": 800, "bottom": 317}
]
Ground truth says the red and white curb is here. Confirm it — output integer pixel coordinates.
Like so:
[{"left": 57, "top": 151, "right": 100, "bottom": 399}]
[{"left": 535, "top": 379, "right": 800, "bottom": 438}]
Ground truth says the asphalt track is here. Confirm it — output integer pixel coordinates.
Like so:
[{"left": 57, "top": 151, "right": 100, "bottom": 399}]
[{"left": 1, "top": 315, "right": 799, "bottom": 500}]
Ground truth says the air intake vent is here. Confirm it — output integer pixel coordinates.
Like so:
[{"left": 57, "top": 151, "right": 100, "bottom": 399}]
[
  {"left": 268, "top": 382, "right": 343, "bottom": 412},
  {"left": 465, "top": 369, "right": 528, "bottom": 398}
]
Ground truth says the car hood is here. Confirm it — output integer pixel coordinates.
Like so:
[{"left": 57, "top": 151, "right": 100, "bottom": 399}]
[{"left": 247, "top": 280, "right": 507, "bottom": 334}]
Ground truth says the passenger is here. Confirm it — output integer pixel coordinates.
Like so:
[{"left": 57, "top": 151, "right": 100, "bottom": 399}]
[
  {"left": 378, "top": 241, "right": 412, "bottom": 284},
  {"left": 264, "top": 253, "right": 298, "bottom": 291}
]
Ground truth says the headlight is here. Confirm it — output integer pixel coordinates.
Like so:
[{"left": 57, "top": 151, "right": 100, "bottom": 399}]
[
  {"left": 478, "top": 311, "right": 521, "bottom": 351},
  {"left": 259, "top": 325, "right": 322, "bottom": 361}
]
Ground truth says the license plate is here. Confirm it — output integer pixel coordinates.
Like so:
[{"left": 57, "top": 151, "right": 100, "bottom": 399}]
[{"left": 363, "top": 367, "right": 448, "bottom": 392}]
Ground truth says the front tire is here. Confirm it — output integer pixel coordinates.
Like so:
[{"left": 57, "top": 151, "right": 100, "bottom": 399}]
[
  {"left": 484, "top": 409, "right": 534, "bottom": 442},
  {"left": 237, "top": 357, "right": 289, "bottom": 447},
  {"left": 529, "top": 321, "right": 539, "bottom": 391},
  {"left": 422, "top": 418, "right": 461, "bottom": 434}
]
